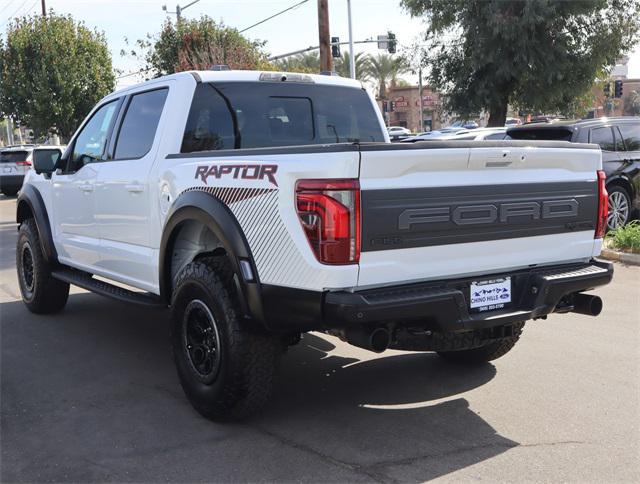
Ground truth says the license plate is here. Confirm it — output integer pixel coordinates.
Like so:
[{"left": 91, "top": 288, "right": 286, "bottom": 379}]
[{"left": 470, "top": 277, "right": 511, "bottom": 312}]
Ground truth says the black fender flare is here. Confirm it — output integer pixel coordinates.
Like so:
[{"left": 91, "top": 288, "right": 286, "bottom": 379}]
[
  {"left": 16, "top": 185, "right": 58, "bottom": 264},
  {"left": 159, "top": 190, "right": 265, "bottom": 324},
  {"left": 606, "top": 174, "right": 635, "bottom": 199}
]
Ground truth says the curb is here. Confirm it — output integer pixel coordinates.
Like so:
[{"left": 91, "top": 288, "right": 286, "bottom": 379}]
[{"left": 600, "top": 248, "right": 640, "bottom": 266}]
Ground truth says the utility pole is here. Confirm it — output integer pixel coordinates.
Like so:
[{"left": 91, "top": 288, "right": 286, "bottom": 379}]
[
  {"left": 317, "top": 0, "right": 332, "bottom": 72},
  {"left": 418, "top": 67, "right": 424, "bottom": 131},
  {"left": 347, "top": 0, "right": 355, "bottom": 79},
  {"left": 41, "top": 0, "right": 46, "bottom": 16}
]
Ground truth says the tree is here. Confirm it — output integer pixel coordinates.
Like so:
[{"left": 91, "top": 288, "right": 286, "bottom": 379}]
[
  {"left": 364, "top": 53, "right": 410, "bottom": 99},
  {"left": 333, "top": 52, "right": 371, "bottom": 81},
  {"left": 0, "top": 13, "right": 115, "bottom": 139},
  {"left": 402, "top": 0, "right": 640, "bottom": 126},
  {"left": 274, "top": 52, "right": 321, "bottom": 73},
  {"left": 138, "top": 17, "right": 271, "bottom": 76},
  {"left": 623, "top": 90, "right": 640, "bottom": 116}
]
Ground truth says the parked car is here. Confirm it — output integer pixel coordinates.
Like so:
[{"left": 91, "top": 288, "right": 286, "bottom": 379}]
[
  {"left": 0, "top": 145, "right": 35, "bottom": 196},
  {"left": 507, "top": 117, "right": 640, "bottom": 230},
  {"left": 402, "top": 128, "right": 508, "bottom": 142},
  {"left": 387, "top": 126, "right": 412, "bottom": 141},
  {"left": 0, "top": 145, "right": 66, "bottom": 197},
  {"left": 505, "top": 117, "right": 522, "bottom": 127},
  {"left": 444, "top": 127, "right": 508, "bottom": 140},
  {"left": 399, "top": 130, "right": 444, "bottom": 142}
]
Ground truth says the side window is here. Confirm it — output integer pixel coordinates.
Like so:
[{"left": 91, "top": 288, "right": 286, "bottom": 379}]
[
  {"left": 181, "top": 84, "right": 235, "bottom": 153},
  {"left": 613, "top": 126, "right": 625, "bottom": 151},
  {"left": 71, "top": 100, "right": 119, "bottom": 169},
  {"left": 590, "top": 127, "right": 615, "bottom": 151},
  {"left": 114, "top": 88, "right": 168, "bottom": 160},
  {"left": 619, "top": 124, "right": 640, "bottom": 152}
]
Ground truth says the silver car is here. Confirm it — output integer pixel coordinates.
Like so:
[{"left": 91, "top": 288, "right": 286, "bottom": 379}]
[{"left": 0, "top": 145, "right": 35, "bottom": 196}]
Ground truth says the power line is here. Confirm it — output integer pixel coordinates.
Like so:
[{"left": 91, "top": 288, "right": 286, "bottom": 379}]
[
  {"left": 0, "top": 0, "right": 20, "bottom": 15},
  {"left": 239, "top": 0, "right": 308, "bottom": 33},
  {"left": 116, "top": 0, "right": 309, "bottom": 81},
  {"left": 0, "top": 0, "right": 35, "bottom": 28},
  {"left": 116, "top": 68, "right": 152, "bottom": 80},
  {"left": 4, "top": 0, "right": 29, "bottom": 20}
]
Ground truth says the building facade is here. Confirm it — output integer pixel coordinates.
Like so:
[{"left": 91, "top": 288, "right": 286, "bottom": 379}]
[{"left": 382, "top": 85, "right": 443, "bottom": 132}]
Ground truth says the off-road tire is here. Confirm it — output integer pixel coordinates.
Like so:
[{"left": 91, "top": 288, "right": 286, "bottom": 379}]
[
  {"left": 170, "top": 256, "right": 281, "bottom": 421},
  {"left": 437, "top": 322, "right": 525, "bottom": 364},
  {"left": 16, "top": 218, "right": 69, "bottom": 314}
]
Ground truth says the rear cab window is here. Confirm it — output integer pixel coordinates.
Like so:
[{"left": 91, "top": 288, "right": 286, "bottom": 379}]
[
  {"left": 181, "top": 81, "right": 385, "bottom": 153},
  {"left": 508, "top": 127, "right": 573, "bottom": 142},
  {"left": 0, "top": 150, "right": 30, "bottom": 163}
]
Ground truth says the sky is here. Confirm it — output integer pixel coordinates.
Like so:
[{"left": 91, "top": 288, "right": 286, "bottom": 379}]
[{"left": 1, "top": 0, "right": 640, "bottom": 90}]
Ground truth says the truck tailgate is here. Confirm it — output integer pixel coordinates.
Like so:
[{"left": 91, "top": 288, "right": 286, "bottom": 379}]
[{"left": 357, "top": 141, "right": 601, "bottom": 288}]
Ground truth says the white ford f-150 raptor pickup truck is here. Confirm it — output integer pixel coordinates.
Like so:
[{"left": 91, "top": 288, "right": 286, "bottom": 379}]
[{"left": 16, "top": 70, "right": 613, "bottom": 421}]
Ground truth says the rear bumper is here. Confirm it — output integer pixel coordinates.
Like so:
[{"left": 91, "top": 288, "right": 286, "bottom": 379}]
[{"left": 323, "top": 260, "right": 613, "bottom": 333}]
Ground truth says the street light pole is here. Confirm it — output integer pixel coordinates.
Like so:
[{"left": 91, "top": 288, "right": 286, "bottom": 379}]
[
  {"left": 162, "top": 0, "right": 201, "bottom": 23},
  {"left": 347, "top": 0, "right": 355, "bottom": 79},
  {"left": 41, "top": 0, "right": 46, "bottom": 16}
]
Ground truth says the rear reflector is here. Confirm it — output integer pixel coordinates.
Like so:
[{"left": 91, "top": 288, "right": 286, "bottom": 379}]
[
  {"left": 16, "top": 160, "right": 31, "bottom": 166},
  {"left": 595, "top": 170, "right": 608, "bottom": 239},
  {"left": 296, "top": 179, "right": 360, "bottom": 264}
]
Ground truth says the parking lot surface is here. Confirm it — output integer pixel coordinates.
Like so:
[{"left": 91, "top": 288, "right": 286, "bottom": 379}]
[{"left": 1, "top": 194, "right": 639, "bottom": 483}]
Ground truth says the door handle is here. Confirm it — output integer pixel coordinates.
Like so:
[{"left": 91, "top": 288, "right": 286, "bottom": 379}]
[
  {"left": 79, "top": 184, "right": 94, "bottom": 192},
  {"left": 126, "top": 184, "right": 144, "bottom": 193}
]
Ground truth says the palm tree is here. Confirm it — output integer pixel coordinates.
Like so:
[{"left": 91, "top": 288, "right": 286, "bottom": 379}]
[
  {"left": 333, "top": 52, "right": 371, "bottom": 81},
  {"left": 623, "top": 89, "right": 640, "bottom": 116},
  {"left": 274, "top": 52, "right": 320, "bottom": 73},
  {"left": 364, "top": 53, "right": 410, "bottom": 99}
]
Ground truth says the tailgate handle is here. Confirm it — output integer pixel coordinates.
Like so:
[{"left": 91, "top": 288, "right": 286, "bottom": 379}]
[{"left": 485, "top": 150, "right": 526, "bottom": 167}]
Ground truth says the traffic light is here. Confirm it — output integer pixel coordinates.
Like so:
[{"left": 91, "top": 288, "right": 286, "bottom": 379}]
[
  {"left": 614, "top": 80, "right": 623, "bottom": 99},
  {"left": 331, "top": 37, "right": 340, "bottom": 58},
  {"left": 603, "top": 82, "right": 610, "bottom": 97},
  {"left": 390, "top": 101, "right": 396, "bottom": 112},
  {"left": 387, "top": 31, "right": 396, "bottom": 54}
]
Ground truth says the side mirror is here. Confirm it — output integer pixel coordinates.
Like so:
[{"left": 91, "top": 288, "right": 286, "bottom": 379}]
[{"left": 33, "top": 149, "right": 62, "bottom": 175}]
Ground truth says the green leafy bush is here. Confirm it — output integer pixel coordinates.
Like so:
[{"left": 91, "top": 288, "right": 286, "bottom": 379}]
[{"left": 606, "top": 221, "right": 640, "bottom": 253}]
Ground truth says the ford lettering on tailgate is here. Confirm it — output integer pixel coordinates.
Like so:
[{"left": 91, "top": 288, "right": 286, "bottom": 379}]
[{"left": 361, "top": 181, "right": 598, "bottom": 251}]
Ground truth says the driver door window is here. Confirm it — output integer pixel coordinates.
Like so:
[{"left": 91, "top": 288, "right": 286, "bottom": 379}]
[{"left": 70, "top": 100, "right": 119, "bottom": 170}]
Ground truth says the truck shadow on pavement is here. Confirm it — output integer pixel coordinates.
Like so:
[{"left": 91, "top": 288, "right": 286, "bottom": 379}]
[{"left": 1, "top": 293, "right": 518, "bottom": 482}]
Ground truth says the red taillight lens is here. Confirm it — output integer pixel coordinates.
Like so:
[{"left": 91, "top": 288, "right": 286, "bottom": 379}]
[
  {"left": 595, "top": 170, "right": 608, "bottom": 239},
  {"left": 296, "top": 179, "right": 360, "bottom": 264},
  {"left": 16, "top": 160, "right": 31, "bottom": 166}
]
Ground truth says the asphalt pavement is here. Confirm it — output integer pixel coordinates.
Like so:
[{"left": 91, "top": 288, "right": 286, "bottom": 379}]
[{"left": 1, "top": 194, "right": 638, "bottom": 483}]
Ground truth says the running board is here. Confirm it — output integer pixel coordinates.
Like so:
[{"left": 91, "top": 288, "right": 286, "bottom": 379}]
[{"left": 51, "top": 268, "right": 166, "bottom": 308}]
